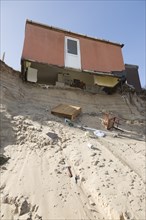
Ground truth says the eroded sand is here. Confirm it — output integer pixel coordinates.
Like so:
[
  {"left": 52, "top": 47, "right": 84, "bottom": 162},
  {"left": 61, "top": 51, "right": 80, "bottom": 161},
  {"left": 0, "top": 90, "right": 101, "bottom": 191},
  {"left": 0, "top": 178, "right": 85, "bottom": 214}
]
[{"left": 0, "top": 61, "right": 145, "bottom": 220}]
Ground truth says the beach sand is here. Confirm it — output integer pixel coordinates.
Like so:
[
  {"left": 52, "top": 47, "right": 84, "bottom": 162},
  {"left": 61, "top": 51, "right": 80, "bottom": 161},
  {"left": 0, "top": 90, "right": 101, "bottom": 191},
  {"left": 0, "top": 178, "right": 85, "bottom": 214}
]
[{"left": 0, "top": 61, "right": 145, "bottom": 220}]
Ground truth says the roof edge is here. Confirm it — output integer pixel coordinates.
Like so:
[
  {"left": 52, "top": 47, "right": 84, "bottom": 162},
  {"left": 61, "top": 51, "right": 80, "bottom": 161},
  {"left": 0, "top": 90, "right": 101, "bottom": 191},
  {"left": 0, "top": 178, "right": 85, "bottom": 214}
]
[
  {"left": 125, "top": 64, "right": 139, "bottom": 69},
  {"left": 26, "top": 19, "right": 124, "bottom": 48}
]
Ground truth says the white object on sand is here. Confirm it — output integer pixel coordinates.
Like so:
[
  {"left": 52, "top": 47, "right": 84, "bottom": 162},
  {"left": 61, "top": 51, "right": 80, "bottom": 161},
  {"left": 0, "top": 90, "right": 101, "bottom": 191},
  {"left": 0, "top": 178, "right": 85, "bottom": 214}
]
[
  {"left": 87, "top": 143, "right": 93, "bottom": 149},
  {"left": 94, "top": 130, "right": 106, "bottom": 137}
]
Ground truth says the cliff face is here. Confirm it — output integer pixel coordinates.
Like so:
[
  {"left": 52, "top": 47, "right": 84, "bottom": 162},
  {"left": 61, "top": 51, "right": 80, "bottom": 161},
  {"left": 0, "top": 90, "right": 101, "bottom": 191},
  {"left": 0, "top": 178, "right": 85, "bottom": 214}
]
[{"left": 0, "top": 60, "right": 145, "bottom": 220}]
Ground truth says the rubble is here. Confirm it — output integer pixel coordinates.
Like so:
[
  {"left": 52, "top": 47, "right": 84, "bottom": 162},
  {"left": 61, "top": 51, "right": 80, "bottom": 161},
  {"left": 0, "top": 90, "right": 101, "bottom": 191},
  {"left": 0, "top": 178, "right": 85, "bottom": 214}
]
[{"left": 0, "top": 154, "right": 10, "bottom": 166}]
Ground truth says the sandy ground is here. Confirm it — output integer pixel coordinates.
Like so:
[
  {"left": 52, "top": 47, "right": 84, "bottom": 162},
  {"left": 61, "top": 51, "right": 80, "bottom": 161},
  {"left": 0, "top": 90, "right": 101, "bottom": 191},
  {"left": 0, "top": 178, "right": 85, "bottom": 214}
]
[{"left": 0, "top": 61, "right": 146, "bottom": 220}]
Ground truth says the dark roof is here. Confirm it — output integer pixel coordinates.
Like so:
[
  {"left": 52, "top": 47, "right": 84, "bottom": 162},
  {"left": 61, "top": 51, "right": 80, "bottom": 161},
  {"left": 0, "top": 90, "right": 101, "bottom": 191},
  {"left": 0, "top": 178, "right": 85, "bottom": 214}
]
[{"left": 26, "top": 19, "right": 124, "bottom": 48}]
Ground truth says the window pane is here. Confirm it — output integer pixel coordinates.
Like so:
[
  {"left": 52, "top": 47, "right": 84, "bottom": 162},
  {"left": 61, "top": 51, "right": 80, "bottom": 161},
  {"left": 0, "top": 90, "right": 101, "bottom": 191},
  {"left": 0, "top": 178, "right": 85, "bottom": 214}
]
[{"left": 67, "top": 39, "right": 78, "bottom": 55}]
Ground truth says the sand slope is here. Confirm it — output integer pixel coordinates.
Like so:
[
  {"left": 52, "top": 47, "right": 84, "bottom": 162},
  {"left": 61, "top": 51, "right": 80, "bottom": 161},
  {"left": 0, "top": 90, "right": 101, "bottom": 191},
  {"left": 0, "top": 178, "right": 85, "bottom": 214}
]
[{"left": 0, "top": 61, "right": 145, "bottom": 220}]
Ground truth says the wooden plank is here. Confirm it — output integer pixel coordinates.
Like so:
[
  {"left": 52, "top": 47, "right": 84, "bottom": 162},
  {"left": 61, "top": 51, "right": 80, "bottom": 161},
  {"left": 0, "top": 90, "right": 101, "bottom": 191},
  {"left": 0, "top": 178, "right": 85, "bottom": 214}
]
[{"left": 51, "top": 104, "right": 81, "bottom": 120}]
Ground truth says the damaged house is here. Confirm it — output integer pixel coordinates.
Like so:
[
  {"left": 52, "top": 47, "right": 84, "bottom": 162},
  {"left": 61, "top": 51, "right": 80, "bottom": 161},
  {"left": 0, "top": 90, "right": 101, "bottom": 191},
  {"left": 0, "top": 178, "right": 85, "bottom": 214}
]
[{"left": 21, "top": 20, "right": 130, "bottom": 92}]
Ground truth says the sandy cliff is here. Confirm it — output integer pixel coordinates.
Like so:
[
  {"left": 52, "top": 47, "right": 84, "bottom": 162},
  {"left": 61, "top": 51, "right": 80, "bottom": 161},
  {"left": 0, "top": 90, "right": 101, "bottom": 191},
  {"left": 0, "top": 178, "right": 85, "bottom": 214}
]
[{"left": 0, "top": 60, "right": 145, "bottom": 220}]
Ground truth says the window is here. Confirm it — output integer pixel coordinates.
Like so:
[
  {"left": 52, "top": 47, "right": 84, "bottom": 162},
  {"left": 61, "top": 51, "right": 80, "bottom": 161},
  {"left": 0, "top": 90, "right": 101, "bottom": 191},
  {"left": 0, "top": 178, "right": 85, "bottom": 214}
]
[
  {"left": 67, "top": 39, "right": 78, "bottom": 55},
  {"left": 65, "top": 36, "right": 81, "bottom": 69}
]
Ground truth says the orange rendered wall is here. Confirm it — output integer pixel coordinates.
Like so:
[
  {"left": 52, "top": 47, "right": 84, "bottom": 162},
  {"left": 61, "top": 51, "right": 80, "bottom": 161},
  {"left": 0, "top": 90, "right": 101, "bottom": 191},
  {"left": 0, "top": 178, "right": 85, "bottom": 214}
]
[
  {"left": 22, "top": 24, "right": 65, "bottom": 67},
  {"left": 22, "top": 23, "right": 125, "bottom": 72}
]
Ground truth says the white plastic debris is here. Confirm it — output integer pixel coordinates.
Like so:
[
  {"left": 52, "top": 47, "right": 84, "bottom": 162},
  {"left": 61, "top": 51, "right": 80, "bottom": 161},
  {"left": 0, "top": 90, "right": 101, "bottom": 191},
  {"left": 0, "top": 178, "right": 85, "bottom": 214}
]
[{"left": 93, "top": 130, "right": 106, "bottom": 137}]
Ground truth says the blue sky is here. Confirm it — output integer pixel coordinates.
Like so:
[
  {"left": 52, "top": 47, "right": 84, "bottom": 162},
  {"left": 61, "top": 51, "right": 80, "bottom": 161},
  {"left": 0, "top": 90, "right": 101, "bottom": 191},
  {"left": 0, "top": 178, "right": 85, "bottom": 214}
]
[{"left": 1, "top": 0, "right": 145, "bottom": 87}]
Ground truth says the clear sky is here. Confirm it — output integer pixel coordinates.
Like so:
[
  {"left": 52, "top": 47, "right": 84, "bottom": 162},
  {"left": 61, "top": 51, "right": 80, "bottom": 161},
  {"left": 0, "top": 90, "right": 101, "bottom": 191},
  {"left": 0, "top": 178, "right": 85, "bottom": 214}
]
[{"left": 1, "top": 0, "right": 145, "bottom": 87}]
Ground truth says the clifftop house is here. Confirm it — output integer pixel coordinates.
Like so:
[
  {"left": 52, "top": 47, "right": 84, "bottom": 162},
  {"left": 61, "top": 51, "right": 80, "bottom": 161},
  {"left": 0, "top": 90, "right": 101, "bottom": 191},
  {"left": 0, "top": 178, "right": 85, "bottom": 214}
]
[{"left": 21, "top": 20, "right": 129, "bottom": 91}]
